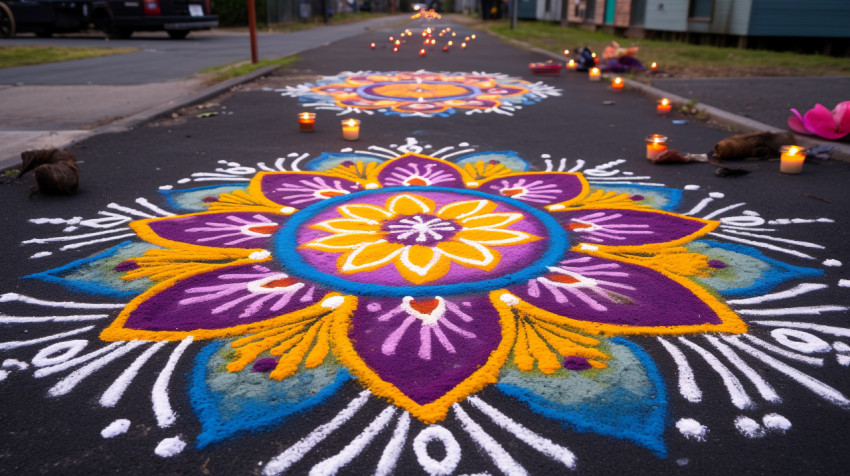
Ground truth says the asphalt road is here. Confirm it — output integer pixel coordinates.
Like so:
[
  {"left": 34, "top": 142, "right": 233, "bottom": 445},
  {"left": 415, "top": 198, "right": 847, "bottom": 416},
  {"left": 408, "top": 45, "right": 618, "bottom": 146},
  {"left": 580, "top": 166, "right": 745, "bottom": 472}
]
[{"left": 1, "top": 16, "right": 850, "bottom": 475}]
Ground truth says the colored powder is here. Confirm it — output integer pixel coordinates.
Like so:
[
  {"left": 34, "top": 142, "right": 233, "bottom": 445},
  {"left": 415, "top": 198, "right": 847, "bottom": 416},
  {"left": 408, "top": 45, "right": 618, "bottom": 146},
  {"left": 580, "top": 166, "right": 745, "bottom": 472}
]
[
  {"left": 563, "top": 356, "right": 592, "bottom": 371},
  {"left": 252, "top": 358, "right": 278, "bottom": 373}
]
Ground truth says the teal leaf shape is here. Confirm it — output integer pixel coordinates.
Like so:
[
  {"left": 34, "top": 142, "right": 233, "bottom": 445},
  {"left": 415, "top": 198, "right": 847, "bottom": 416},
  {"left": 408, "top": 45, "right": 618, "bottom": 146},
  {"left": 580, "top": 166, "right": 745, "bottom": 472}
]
[
  {"left": 159, "top": 183, "right": 248, "bottom": 212},
  {"left": 497, "top": 337, "right": 667, "bottom": 457},
  {"left": 453, "top": 151, "right": 530, "bottom": 172},
  {"left": 189, "top": 341, "right": 351, "bottom": 449}
]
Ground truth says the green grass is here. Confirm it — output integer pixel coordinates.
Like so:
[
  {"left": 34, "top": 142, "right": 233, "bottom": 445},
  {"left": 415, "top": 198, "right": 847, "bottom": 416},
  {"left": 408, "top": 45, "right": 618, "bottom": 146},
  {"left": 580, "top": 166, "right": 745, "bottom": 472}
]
[
  {"left": 485, "top": 20, "right": 850, "bottom": 78},
  {"left": 199, "top": 56, "right": 300, "bottom": 83},
  {"left": 0, "top": 46, "right": 138, "bottom": 69}
]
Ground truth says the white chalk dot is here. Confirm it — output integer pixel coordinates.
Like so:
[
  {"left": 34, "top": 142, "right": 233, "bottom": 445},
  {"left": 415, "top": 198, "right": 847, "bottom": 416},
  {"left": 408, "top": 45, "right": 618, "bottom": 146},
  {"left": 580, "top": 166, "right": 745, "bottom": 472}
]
[
  {"left": 322, "top": 296, "right": 345, "bottom": 309},
  {"left": 154, "top": 436, "right": 186, "bottom": 457},
  {"left": 676, "top": 458, "right": 689, "bottom": 466},
  {"left": 684, "top": 185, "right": 700, "bottom": 190},
  {"left": 823, "top": 259, "right": 842, "bottom": 267},
  {"left": 676, "top": 418, "right": 708, "bottom": 441},
  {"left": 365, "top": 183, "right": 379, "bottom": 189},
  {"left": 465, "top": 182, "right": 479, "bottom": 187},
  {"left": 833, "top": 341, "right": 850, "bottom": 353},
  {"left": 500, "top": 293, "right": 519, "bottom": 306},
  {"left": 837, "top": 354, "right": 850, "bottom": 366},
  {"left": 762, "top": 413, "right": 791, "bottom": 433},
  {"left": 424, "top": 144, "right": 432, "bottom": 149},
  {"left": 734, "top": 416, "right": 765, "bottom": 438},
  {"left": 287, "top": 152, "right": 299, "bottom": 158},
  {"left": 159, "top": 185, "right": 174, "bottom": 190},
  {"left": 280, "top": 207, "right": 296, "bottom": 214},
  {"left": 340, "top": 148, "right": 353, "bottom": 153},
  {"left": 367, "top": 302, "right": 382, "bottom": 312},
  {"left": 30, "top": 252, "right": 53, "bottom": 259},
  {"left": 541, "top": 154, "right": 551, "bottom": 159},
  {"left": 709, "top": 192, "right": 724, "bottom": 198},
  {"left": 548, "top": 204, "right": 565, "bottom": 211},
  {"left": 249, "top": 250, "right": 270, "bottom": 260},
  {"left": 839, "top": 280, "right": 850, "bottom": 288},
  {"left": 742, "top": 210, "right": 759, "bottom": 216},
  {"left": 579, "top": 243, "right": 599, "bottom": 251},
  {"left": 459, "top": 142, "right": 469, "bottom": 147},
  {"left": 623, "top": 171, "right": 634, "bottom": 176},
  {"left": 101, "top": 419, "right": 131, "bottom": 438},
  {"left": 177, "top": 178, "right": 191, "bottom": 184}
]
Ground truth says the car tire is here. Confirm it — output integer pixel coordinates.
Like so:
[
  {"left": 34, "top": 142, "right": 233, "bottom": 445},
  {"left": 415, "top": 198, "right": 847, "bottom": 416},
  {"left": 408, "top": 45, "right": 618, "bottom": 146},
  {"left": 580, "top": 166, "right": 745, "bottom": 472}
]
[
  {"left": 167, "top": 29, "right": 189, "bottom": 39},
  {"left": 0, "top": 1, "right": 15, "bottom": 38}
]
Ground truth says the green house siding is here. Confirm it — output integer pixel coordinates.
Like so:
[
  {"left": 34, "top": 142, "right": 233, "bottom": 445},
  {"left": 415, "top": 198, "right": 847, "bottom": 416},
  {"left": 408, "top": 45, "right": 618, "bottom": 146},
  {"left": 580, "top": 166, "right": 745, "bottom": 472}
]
[
  {"left": 643, "top": 0, "right": 689, "bottom": 31},
  {"left": 689, "top": 0, "right": 752, "bottom": 35},
  {"left": 749, "top": 0, "right": 850, "bottom": 37}
]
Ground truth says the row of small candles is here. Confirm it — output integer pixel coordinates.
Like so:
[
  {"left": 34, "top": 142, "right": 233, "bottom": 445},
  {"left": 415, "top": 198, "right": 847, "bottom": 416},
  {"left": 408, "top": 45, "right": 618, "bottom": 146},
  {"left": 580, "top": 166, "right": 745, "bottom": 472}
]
[
  {"left": 371, "top": 27, "right": 475, "bottom": 54},
  {"left": 645, "top": 133, "right": 808, "bottom": 173},
  {"left": 298, "top": 113, "right": 361, "bottom": 141}
]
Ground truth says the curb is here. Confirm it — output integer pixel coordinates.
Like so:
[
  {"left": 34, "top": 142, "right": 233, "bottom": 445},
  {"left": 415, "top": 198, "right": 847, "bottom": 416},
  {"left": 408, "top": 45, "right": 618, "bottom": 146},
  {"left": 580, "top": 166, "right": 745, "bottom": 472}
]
[{"left": 490, "top": 30, "right": 850, "bottom": 163}]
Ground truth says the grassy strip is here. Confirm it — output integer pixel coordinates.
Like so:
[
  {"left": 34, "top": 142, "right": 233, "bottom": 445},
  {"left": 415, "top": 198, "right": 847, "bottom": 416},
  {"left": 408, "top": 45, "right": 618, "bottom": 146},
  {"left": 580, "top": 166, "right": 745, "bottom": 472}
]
[
  {"left": 199, "top": 56, "right": 300, "bottom": 83},
  {"left": 0, "top": 46, "right": 138, "bottom": 69},
  {"left": 483, "top": 20, "right": 850, "bottom": 78}
]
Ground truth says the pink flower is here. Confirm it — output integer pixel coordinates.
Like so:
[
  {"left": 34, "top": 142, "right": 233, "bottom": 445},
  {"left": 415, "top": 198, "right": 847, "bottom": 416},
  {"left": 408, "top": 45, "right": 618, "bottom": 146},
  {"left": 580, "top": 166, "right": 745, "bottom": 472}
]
[{"left": 788, "top": 101, "right": 850, "bottom": 140}]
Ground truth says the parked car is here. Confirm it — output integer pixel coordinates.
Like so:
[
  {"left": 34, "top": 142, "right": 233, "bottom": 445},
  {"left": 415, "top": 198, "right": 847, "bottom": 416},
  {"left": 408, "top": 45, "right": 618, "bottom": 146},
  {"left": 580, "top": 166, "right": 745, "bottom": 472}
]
[
  {"left": 90, "top": 0, "right": 218, "bottom": 39},
  {"left": 0, "top": 0, "right": 92, "bottom": 38},
  {"left": 0, "top": 0, "right": 217, "bottom": 39}
]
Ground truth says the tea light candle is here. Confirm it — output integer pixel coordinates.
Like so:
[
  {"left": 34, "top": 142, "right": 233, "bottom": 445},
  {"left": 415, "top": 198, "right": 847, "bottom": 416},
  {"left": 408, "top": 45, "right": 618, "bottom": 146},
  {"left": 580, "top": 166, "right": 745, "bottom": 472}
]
[
  {"left": 566, "top": 59, "right": 576, "bottom": 70},
  {"left": 419, "top": 48, "right": 427, "bottom": 56},
  {"left": 657, "top": 98, "right": 672, "bottom": 115},
  {"left": 650, "top": 62, "right": 658, "bottom": 71},
  {"left": 780, "top": 145, "right": 806, "bottom": 174},
  {"left": 298, "top": 112, "right": 316, "bottom": 132},
  {"left": 563, "top": 48, "right": 570, "bottom": 56},
  {"left": 461, "top": 42, "right": 467, "bottom": 49},
  {"left": 645, "top": 134, "right": 668, "bottom": 160},
  {"left": 370, "top": 42, "right": 376, "bottom": 49},
  {"left": 611, "top": 77, "right": 624, "bottom": 91},
  {"left": 471, "top": 34, "right": 476, "bottom": 39},
  {"left": 588, "top": 67, "right": 601, "bottom": 81},
  {"left": 341, "top": 119, "right": 360, "bottom": 141}
]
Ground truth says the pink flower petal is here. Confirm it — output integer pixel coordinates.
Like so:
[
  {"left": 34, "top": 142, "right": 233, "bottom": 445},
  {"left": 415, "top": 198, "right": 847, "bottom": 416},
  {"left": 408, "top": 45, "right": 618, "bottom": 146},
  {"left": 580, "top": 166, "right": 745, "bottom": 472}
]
[
  {"left": 803, "top": 103, "right": 846, "bottom": 140},
  {"left": 787, "top": 108, "right": 811, "bottom": 135},
  {"left": 832, "top": 101, "right": 850, "bottom": 137}
]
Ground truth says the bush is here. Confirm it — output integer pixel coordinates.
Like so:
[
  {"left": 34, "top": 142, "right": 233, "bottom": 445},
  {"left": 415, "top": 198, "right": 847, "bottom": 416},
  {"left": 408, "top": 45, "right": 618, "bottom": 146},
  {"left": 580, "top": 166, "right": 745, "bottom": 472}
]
[{"left": 212, "top": 0, "right": 268, "bottom": 27}]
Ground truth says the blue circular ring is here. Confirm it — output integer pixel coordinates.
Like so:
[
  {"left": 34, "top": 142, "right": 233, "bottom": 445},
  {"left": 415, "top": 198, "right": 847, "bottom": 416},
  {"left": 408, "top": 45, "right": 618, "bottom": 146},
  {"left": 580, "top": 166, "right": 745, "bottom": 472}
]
[
  {"left": 274, "top": 186, "right": 567, "bottom": 297},
  {"left": 354, "top": 81, "right": 482, "bottom": 102}
]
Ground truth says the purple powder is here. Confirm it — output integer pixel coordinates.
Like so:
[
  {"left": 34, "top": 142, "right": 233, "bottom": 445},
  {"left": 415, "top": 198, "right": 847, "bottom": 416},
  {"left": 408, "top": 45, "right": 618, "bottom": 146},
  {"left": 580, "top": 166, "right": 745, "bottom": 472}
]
[
  {"left": 341, "top": 161, "right": 355, "bottom": 167},
  {"left": 114, "top": 260, "right": 140, "bottom": 272},
  {"left": 202, "top": 196, "right": 218, "bottom": 203},
  {"left": 489, "top": 160, "right": 501, "bottom": 165},
  {"left": 563, "top": 356, "right": 592, "bottom": 371},
  {"left": 630, "top": 194, "right": 645, "bottom": 201},
  {"left": 708, "top": 260, "right": 728, "bottom": 269},
  {"left": 251, "top": 358, "right": 278, "bottom": 373}
]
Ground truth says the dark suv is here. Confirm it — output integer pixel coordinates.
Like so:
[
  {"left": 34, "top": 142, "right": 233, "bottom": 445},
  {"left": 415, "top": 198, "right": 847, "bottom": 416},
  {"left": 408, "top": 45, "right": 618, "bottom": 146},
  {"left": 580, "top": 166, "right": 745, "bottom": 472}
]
[{"left": 91, "top": 0, "right": 217, "bottom": 39}]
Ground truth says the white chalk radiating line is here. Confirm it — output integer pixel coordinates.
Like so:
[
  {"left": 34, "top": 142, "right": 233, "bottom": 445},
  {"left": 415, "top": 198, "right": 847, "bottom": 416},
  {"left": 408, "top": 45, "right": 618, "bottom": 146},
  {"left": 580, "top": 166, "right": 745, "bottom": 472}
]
[
  {"left": 702, "top": 202, "right": 745, "bottom": 220},
  {"left": 736, "top": 306, "right": 848, "bottom": 316},
  {"left": 438, "top": 148, "right": 477, "bottom": 160},
  {"left": 290, "top": 153, "right": 309, "bottom": 171},
  {"left": 106, "top": 202, "right": 157, "bottom": 218},
  {"left": 678, "top": 337, "right": 754, "bottom": 410},
  {"left": 740, "top": 334, "right": 824, "bottom": 366},
  {"left": 0, "top": 293, "right": 126, "bottom": 309},
  {"left": 722, "top": 336, "right": 850, "bottom": 408},
  {"left": 35, "top": 342, "right": 125, "bottom": 377},
  {"left": 263, "top": 391, "right": 371, "bottom": 476},
  {"left": 752, "top": 321, "right": 850, "bottom": 338},
  {"left": 48, "top": 341, "right": 147, "bottom": 397},
  {"left": 0, "top": 313, "right": 110, "bottom": 323},
  {"left": 22, "top": 227, "right": 130, "bottom": 244},
  {"left": 60, "top": 233, "right": 138, "bottom": 250},
  {"left": 656, "top": 337, "right": 702, "bottom": 403},
  {"left": 374, "top": 412, "right": 411, "bottom": 476},
  {"left": 726, "top": 283, "right": 828, "bottom": 305},
  {"left": 152, "top": 336, "right": 193, "bottom": 428},
  {"left": 704, "top": 335, "right": 781, "bottom": 403},
  {"left": 582, "top": 176, "right": 652, "bottom": 181},
  {"left": 430, "top": 146, "right": 455, "bottom": 157},
  {"left": 0, "top": 326, "right": 95, "bottom": 351},
  {"left": 189, "top": 177, "right": 251, "bottom": 182},
  {"left": 452, "top": 404, "right": 529, "bottom": 476},
  {"left": 720, "top": 229, "right": 824, "bottom": 249},
  {"left": 683, "top": 197, "right": 714, "bottom": 216},
  {"left": 309, "top": 406, "right": 397, "bottom": 476},
  {"left": 567, "top": 159, "right": 585, "bottom": 172},
  {"left": 467, "top": 396, "right": 577, "bottom": 469},
  {"left": 708, "top": 232, "right": 815, "bottom": 259},
  {"left": 135, "top": 197, "right": 174, "bottom": 217},
  {"left": 100, "top": 341, "right": 169, "bottom": 407}
]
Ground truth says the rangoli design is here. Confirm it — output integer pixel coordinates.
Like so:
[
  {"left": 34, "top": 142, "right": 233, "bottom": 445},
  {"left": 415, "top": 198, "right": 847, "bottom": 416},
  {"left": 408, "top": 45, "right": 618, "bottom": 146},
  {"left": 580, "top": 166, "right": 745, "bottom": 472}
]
[
  {"left": 3, "top": 140, "right": 849, "bottom": 474},
  {"left": 275, "top": 71, "right": 561, "bottom": 117}
]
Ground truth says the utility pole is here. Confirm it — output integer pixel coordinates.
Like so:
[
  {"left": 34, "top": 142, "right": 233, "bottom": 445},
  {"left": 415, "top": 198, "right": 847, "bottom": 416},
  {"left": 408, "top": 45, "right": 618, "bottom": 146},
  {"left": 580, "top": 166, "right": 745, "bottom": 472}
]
[
  {"left": 247, "top": 0, "right": 258, "bottom": 63},
  {"left": 511, "top": 0, "right": 517, "bottom": 29}
]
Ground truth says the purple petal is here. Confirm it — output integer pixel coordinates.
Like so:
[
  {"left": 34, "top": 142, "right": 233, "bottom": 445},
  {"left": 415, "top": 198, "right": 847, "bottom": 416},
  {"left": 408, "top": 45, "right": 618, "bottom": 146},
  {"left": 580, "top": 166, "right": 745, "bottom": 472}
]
[
  {"left": 508, "top": 253, "right": 725, "bottom": 328},
  {"left": 140, "top": 212, "right": 283, "bottom": 249},
  {"left": 787, "top": 108, "right": 811, "bottom": 134},
  {"left": 803, "top": 103, "right": 846, "bottom": 140},
  {"left": 348, "top": 295, "right": 502, "bottom": 405},
  {"left": 376, "top": 155, "right": 467, "bottom": 188},
  {"left": 478, "top": 172, "right": 586, "bottom": 208},
  {"left": 260, "top": 173, "right": 362, "bottom": 208},
  {"left": 556, "top": 208, "right": 715, "bottom": 249},
  {"left": 120, "top": 264, "right": 326, "bottom": 332}
]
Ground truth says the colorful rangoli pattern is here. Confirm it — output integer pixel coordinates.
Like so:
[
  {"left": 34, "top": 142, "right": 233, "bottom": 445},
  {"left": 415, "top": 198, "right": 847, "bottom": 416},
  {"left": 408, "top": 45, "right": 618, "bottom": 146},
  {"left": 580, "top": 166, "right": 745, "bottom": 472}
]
[
  {"left": 5, "top": 141, "right": 849, "bottom": 474},
  {"left": 275, "top": 71, "right": 561, "bottom": 117}
]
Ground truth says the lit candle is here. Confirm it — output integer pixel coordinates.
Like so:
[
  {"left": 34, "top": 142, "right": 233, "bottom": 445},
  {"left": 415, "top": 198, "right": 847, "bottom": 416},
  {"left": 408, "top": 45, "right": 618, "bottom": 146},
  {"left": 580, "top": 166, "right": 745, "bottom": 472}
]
[
  {"left": 419, "top": 48, "right": 427, "bottom": 56},
  {"left": 471, "top": 34, "right": 476, "bottom": 39},
  {"left": 394, "top": 40, "right": 401, "bottom": 46},
  {"left": 566, "top": 59, "right": 576, "bottom": 70},
  {"left": 341, "top": 119, "right": 360, "bottom": 141},
  {"left": 393, "top": 47, "right": 398, "bottom": 53},
  {"left": 563, "top": 49, "right": 570, "bottom": 56},
  {"left": 370, "top": 42, "right": 376, "bottom": 49},
  {"left": 389, "top": 36, "right": 394, "bottom": 41},
  {"left": 448, "top": 40, "right": 453, "bottom": 46},
  {"left": 645, "top": 134, "right": 668, "bottom": 160},
  {"left": 461, "top": 42, "right": 467, "bottom": 49},
  {"left": 588, "top": 67, "right": 601, "bottom": 81},
  {"left": 780, "top": 145, "right": 806, "bottom": 174},
  {"left": 657, "top": 98, "right": 672, "bottom": 115},
  {"left": 430, "top": 38, "right": 436, "bottom": 45},
  {"left": 298, "top": 112, "right": 316, "bottom": 132},
  {"left": 651, "top": 62, "right": 658, "bottom": 71},
  {"left": 611, "top": 77, "right": 624, "bottom": 91},
  {"left": 452, "top": 32, "right": 456, "bottom": 37},
  {"left": 442, "top": 45, "right": 449, "bottom": 52}
]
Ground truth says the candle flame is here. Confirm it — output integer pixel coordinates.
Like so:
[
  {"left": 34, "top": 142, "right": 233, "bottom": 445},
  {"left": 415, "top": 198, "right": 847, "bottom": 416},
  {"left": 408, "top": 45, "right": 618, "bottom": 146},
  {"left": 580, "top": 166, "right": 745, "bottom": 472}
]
[
  {"left": 614, "top": 77, "right": 622, "bottom": 84},
  {"left": 787, "top": 146, "right": 801, "bottom": 155},
  {"left": 661, "top": 98, "right": 669, "bottom": 106},
  {"left": 563, "top": 49, "right": 569, "bottom": 55},
  {"left": 343, "top": 119, "right": 358, "bottom": 127},
  {"left": 651, "top": 62, "right": 657, "bottom": 69},
  {"left": 591, "top": 68, "right": 599, "bottom": 74},
  {"left": 568, "top": 59, "right": 575, "bottom": 66}
]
